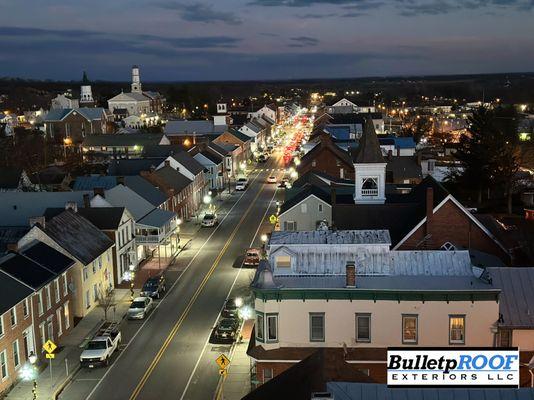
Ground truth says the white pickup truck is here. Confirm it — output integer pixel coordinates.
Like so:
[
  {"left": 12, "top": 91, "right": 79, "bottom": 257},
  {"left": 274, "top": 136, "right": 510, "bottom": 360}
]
[{"left": 80, "top": 322, "right": 121, "bottom": 368}]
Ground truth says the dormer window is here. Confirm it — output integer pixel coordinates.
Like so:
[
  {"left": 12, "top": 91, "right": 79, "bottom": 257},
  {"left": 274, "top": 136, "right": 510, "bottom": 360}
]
[{"left": 361, "top": 177, "right": 378, "bottom": 196}]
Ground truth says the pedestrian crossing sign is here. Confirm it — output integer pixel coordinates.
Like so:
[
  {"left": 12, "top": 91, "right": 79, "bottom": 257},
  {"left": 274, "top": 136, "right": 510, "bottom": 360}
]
[
  {"left": 269, "top": 214, "right": 278, "bottom": 224},
  {"left": 45, "top": 353, "right": 55, "bottom": 359},
  {"left": 215, "top": 354, "right": 230, "bottom": 369},
  {"left": 43, "top": 340, "right": 57, "bottom": 354}
]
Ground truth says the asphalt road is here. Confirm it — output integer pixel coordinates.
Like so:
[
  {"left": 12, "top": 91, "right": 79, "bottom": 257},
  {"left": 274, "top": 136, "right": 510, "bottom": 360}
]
[{"left": 59, "top": 154, "right": 283, "bottom": 400}]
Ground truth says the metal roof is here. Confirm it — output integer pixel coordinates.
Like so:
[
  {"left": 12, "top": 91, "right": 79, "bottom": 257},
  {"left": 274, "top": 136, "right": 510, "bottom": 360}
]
[
  {"left": 488, "top": 267, "right": 534, "bottom": 328},
  {"left": 164, "top": 120, "right": 226, "bottom": 135},
  {"left": 270, "top": 230, "right": 391, "bottom": 245},
  {"left": 137, "top": 208, "right": 176, "bottom": 228},
  {"left": 0, "top": 270, "right": 34, "bottom": 315},
  {"left": 98, "top": 185, "right": 153, "bottom": 221}
]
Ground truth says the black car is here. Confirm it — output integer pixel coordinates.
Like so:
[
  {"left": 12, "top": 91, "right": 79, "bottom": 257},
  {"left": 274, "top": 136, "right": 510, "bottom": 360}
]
[
  {"left": 222, "top": 298, "right": 240, "bottom": 319},
  {"left": 214, "top": 318, "right": 240, "bottom": 341},
  {"left": 140, "top": 275, "right": 166, "bottom": 299}
]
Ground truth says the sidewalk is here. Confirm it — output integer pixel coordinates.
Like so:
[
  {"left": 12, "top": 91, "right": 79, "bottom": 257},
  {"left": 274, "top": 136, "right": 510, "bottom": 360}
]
[
  {"left": 217, "top": 319, "right": 255, "bottom": 400},
  {"left": 5, "top": 289, "right": 132, "bottom": 400}
]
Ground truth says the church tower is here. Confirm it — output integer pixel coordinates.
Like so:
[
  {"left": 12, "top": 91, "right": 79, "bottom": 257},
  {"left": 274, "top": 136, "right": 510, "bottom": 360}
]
[
  {"left": 353, "top": 119, "right": 387, "bottom": 204},
  {"left": 79, "top": 71, "right": 94, "bottom": 107},
  {"left": 131, "top": 65, "right": 142, "bottom": 93}
]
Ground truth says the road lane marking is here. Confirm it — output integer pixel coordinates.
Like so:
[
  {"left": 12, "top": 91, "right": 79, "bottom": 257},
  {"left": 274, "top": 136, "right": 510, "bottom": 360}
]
[
  {"left": 128, "top": 171, "right": 271, "bottom": 400},
  {"left": 85, "top": 169, "right": 262, "bottom": 400},
  {"left": 180, "top": 168, "right": 280, "bottom": 400}
]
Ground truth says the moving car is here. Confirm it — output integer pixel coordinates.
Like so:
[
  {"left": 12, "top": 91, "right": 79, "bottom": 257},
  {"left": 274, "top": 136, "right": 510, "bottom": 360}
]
[
  {"left": 201, "top": 213, "right": 218, "bottom": 227},
  {"left": 236, "top": 177, "right": 248, "bottom": 191},
  {"left": 80, "top": 322, "right": 121, "bottom": 368},
  {"left": 127, "top": 297, "right": 153, "bottom": 320},
  {"left": 243, "top": 248, "right": 261, "bottom": 267},
  {"left": 140, "top": 275, "right": 166, "bottom": 299},
  {"left": 213, "top": 318, "right": 240, "bottom": 342},
  {"left": 267, "top": 176, "right": 277, "bottom": 184}
]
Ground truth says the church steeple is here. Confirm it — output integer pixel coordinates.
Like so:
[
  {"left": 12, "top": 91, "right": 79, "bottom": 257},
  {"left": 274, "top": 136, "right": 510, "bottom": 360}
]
[
  {"left": 353, "top": 118, "right": 386, "bottom": 204},
  {"left": 131, "top": 65, "right": 142, "bottom": 93},
  {"left": 80, "top": 70, "right": 94, "bottom": 107}
]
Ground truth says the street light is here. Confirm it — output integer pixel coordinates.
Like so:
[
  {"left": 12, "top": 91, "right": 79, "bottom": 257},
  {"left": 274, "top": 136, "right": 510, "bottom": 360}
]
[{"left": 21, "top": 352, "right": 38, "bottom": 400}]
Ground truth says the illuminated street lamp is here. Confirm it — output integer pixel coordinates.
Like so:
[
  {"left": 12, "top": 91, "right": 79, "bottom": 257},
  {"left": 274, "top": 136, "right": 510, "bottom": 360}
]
[
  {"left": 203, "top": 194, "right": 212, "bottom": 205},
  {"left": 21, "top": 352, "right": 38, "bottom": 399},
  {"left": 290, "top": 170, "right": 298, "bottom": 180}
]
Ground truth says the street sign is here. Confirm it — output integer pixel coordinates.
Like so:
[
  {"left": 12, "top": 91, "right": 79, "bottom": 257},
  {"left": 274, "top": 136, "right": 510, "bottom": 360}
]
[
  {"left": 219, "top": 369, "right": 228, "bottom": 376},
  {"left": 269, "top": 215, "right": 278, "bottom": 224},
  {"left": 43, "top": 340, "right": 57, "bottom": 354},
  {"left": 45, "top": 353, "right": 55, "bottom": 359},
  {"left": 215, "top": 354, "right": 231, "bottom": 370}
]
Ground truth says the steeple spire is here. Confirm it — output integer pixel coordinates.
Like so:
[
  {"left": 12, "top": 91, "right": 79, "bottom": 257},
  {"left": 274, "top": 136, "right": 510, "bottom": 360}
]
[{"left": 353, "top": 118, "right": 385, "bottom": 164}]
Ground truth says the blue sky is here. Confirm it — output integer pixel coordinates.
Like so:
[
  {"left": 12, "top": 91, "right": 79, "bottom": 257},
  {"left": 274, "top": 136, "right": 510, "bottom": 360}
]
[{"left": 0, "top": 0, "right": 533, "bottom": 81}]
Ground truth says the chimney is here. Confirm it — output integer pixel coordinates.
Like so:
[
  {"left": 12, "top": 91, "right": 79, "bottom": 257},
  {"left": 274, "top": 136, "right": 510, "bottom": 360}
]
[
  {"left": 65, "top": 201, "right": 78, "bottom": 212},
  {"left": 83, "top": 193, "right": 91, "bottom": 208},
  {"left": 117, "top": 176, "right": 125, "bottom": 185},
  {"left": 346, "top": 261, "right": 356, "bottom": 287},
  {"left": 93, "top": 187, "right": 105, "bottom": 198},
  {"left": 29, "top": 216, "right": 45, "bottom": 228},
  {"left": 426, "top": 187, "right": 434, "bottom": 231}
]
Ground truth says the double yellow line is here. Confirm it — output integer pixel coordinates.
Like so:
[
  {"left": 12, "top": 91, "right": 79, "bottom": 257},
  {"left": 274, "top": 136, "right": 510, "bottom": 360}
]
[{"left": 129, "top": 177, "right": 267, "bottom": 400}]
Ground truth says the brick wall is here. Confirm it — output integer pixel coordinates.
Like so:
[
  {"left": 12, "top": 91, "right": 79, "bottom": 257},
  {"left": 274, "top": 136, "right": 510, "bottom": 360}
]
[
  {"left": 398, "top": 199, "right": 510, "bottom": 263},
  {"left": 298, "top": 147, "right": 355, "bottom": 180}
]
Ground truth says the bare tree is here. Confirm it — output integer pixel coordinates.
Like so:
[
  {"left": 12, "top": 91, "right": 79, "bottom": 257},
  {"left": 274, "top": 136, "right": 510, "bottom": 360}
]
[{"left": 97, "top": 287, "right": 116, "bottom": 322}]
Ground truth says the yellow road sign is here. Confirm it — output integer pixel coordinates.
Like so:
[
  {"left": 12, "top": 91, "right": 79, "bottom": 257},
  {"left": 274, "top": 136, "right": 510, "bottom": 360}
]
[
  {"left": 45, "top": 353, "right": 55, "bottom": 359},
  {"left": 269, "top": 214, "right": 278, "bottom": 224},
  {"left": 215, "top": 354, "right": 230, "bottom": 370},
  {"left": 43, "top": 340, "right": 57, "bottom": 354},
  {"left": 219, "top": 369, "right": 228, "bottom": 376}
]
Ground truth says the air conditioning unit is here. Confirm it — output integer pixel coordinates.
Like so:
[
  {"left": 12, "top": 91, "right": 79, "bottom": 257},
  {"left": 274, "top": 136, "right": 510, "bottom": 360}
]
[{"left": 311, "top": 392, "right": 333, "bottom": 400}]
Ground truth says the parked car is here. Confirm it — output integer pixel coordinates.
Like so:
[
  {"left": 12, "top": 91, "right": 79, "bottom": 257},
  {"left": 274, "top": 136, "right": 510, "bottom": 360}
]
[
  {"left": 127, "top": 297, "right": 153, "bottom": 320},
  {"left": 258, "top": 154, "right": 266, "bottom": 163},
  {"left": 236, "top": 177, "right": 248, "bottom": 191},
  {"left": 267, "top": 176, "right": 277, "bottom": 184},
  {"left": 140, "top": 275, "right": 166, "bottom": 299},
  {"left": 80, "top": 322, "right": 121, "bottom": 368},
  {"left": 222, "top": 298, "right": 241, "bottom": 319},
  {"left": 214, "top": 318, "right": 240, "bottom": 341},
  {"left": 278, "top": 180, "right": 288, "bottom": 188},
  {"left": 243, "top": 248, "right": 261, "bottom": 267},
  {"left": 201, "top": 213, "right": 218, "bottom": 227}
]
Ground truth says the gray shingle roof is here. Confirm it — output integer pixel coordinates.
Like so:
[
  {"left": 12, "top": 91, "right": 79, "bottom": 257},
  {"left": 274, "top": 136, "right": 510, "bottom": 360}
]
[
  {"left": 43, "top": 210, "right": 114, "bottom": 265},
  {"left": 164, "top": 120, "right": 226, "bottom": 136},
  {"left": 137, "top": 208, "right": 176, "bottom": 228},
  {"left": 170, "top": 151, "right": 205, "bottom": 176},
  {"left": 82, "top": 133, "right": 167, "bottom": 147},
  {"left": 98, "top": 185, "right": 154, "bottom": 221},
  {"left": 153, "top": 166, "right": 193, "bottom": 192},
  {"left": 123, "top": 176, "right": 167, "bottom": 207}
]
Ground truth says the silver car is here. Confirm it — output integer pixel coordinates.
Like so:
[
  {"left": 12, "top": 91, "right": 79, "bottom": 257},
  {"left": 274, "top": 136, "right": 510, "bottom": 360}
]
[{"left": 127, "top": 297, "right": 153, "bottom": 320}]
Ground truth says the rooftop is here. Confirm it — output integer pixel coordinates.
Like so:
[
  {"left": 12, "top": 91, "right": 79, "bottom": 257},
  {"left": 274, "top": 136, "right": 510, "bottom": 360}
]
[{"left": 269, "top": 230, "right": 391, "bottom": 245}]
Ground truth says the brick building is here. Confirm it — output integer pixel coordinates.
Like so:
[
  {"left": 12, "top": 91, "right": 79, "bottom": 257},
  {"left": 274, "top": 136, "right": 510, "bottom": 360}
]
[{"left": 43, "top": 108, "right": 109, "bottom": 145}]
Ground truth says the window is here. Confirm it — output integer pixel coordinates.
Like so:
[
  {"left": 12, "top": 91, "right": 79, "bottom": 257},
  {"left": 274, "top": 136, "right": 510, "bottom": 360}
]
[
  {"left": 309, "top": 313, "right": 325, "bottom": 342},
  {"left": 23, "top": 299, "right": 29, "bottom": 318},
  {"left": 402, "top": 315, "right": 418, "bottom": 344},
  {"left": 0, "top": 315, "right": 3, "bottom": 337},
  {"left": 85, "top": 290, "right": 91, "bottom": 309},
  {"left": 37, "top": 291, "right": 44, "bottom": 315},
  {"left": 56, "top": 309, "right": 63, "bottom": 336},
  {"left": 9, "top": 308, "right": 16, "bottom": 327},
  {"left": 428, "top": 160, "right": 435, "bottom": 172},
  {"left": 340, "top": 168, "right": 344, "bottom": 179},
  {"left": 12, "top": 340, "right": 20, "bottom": 368},
  {"left": 0, "top": 350, "right": 7, "bottom": 380},
  {"left": 266, "top": 314, "right": 278, "bottom": 342},
  {"left": 356, "top": 314, "right": 371, "bottom": 342},
  {"left": 92, "top": 260, "right": 97, "bottom": 274},
  {"left": 284, "top": 221, "right": 297, "bottom": 231},
  {"left": 318, "top": 203, "right": 323, "bottom": 212},
  {"left": 449, "top": 315, "right": 465, "bottom": 344},
  {"left": 256, "top": 313, "right": 264, "bottom": 342},
  {"left": 361, "top": 177, "right": 378, "bottom": 196},
  {"left": 275, "top": 255, "right": 291, "bottom": 269},
  {"left": 441, "top": 242, "right": 456, "bottom": 251},
  {"left": 263, "top": 368, "right": 273, "bottom": 383},
  {"left": 63, "top": 273, "right": 68, "bottom": 296},
  {"left": 55, "top": 279, "right": 60, "bottom": 303},
  {"left": 82, "top": 266, "right": 89, "bottom": 282},
  {"left": 311, "top": 160, "right": 316, "bottom": 167},
  {"left": 499, "top": 329, "right": 512, "bottom": 347},
  {"left": 300, "top": 203, "right": 307, "bottom": 213},
  {"left": 64, "top": 301, "right": 70, "bottom": 329},
  {"left": 45, "top": 285, "right": 51, "bottom": 310},
  {"left": 93, "top": 284, "right": 98, "bottom": 302}
]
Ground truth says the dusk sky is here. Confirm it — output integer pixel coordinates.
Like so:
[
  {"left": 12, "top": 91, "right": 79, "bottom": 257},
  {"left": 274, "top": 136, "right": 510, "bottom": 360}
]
[{"left": 0, "top": 0, "right": 533, "bottom": 81}]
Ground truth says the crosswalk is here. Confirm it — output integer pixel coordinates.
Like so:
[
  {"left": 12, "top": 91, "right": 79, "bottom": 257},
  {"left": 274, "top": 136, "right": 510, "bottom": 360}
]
[{"left": 253, "top": 168, "right": 287, "bottom": 173}]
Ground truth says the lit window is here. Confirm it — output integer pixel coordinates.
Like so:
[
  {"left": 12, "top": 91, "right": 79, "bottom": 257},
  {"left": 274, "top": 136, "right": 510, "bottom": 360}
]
[
  {"left": 275, "top": 255, "right": 291, "bottom": 269},
  {"left": 449, "top": 315, "right": 465, "bottom": 344},
  {"left": 402, "top": 315, "right": 418, "bottom": 344}
]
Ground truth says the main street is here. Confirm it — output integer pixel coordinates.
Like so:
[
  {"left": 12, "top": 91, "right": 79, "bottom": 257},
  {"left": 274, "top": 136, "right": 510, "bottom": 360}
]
[{"left": 59, "top": 154, "right": 284, "bottom": 400}]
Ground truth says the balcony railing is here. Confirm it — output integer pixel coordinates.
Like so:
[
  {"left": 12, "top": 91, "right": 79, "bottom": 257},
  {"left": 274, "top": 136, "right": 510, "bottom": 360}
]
[{"left": 361, "top": 189, "right": 379, "bottom": 196}]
